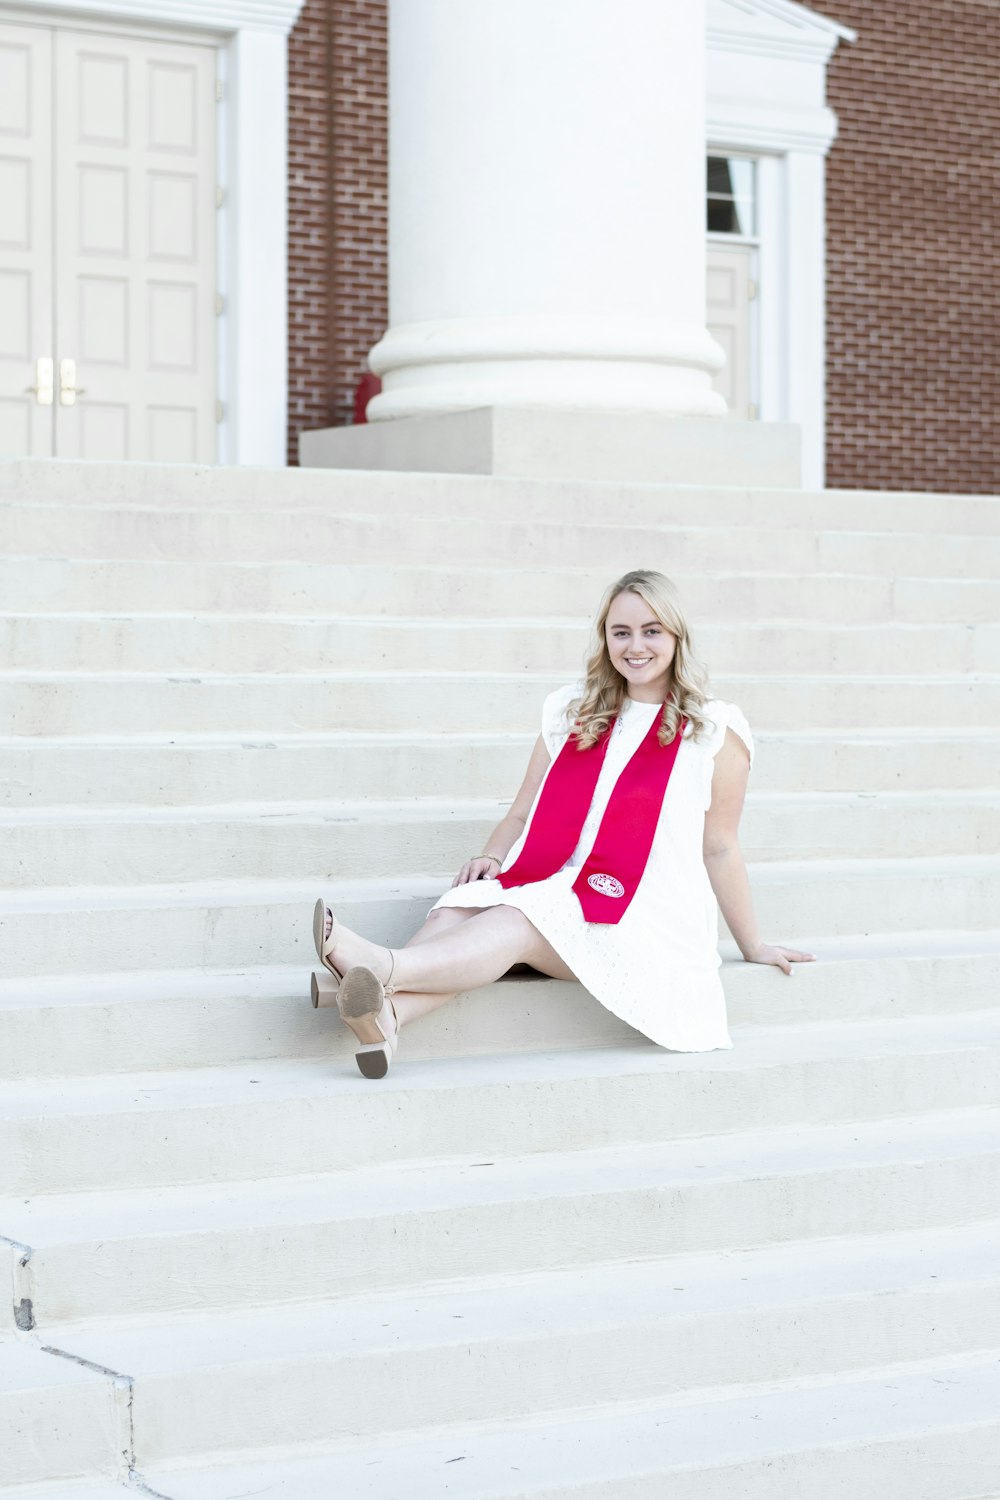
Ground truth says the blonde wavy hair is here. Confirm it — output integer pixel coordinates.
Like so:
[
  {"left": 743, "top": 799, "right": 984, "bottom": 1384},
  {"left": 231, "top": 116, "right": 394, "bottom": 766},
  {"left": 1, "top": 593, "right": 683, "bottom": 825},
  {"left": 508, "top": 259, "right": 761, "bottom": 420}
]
[{"left": 571, "top": 570, "right": 711, "bottom": 749}]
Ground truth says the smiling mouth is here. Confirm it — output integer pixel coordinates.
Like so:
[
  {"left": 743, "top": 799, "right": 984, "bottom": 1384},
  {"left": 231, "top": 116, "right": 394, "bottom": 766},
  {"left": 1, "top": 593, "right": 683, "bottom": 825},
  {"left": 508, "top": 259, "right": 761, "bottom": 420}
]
[{"left": 625, "top": 658, "right": 653, "bottom": 666}]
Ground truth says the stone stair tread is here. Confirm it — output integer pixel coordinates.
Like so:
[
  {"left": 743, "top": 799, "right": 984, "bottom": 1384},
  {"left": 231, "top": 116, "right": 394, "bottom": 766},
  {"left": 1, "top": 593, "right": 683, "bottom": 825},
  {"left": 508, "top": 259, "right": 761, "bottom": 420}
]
[
  {"left": 6, "top": 454, "right": 1000, "bottom": 520},
  {"left": 0, "top": 1337, "right": 103, "bottom": 1395},
  {"left": 4, "top": 666, "right": 1000, "bottom": 682},
  {"left": 9, "top": 494, "right": 999, "bottom": 537},
  {"left": 0, "top": 1482, "right": 127, "bottom": 1500},
  {"left": 136, "top": 1350, "right": 1000, "bottom": 1499},
  {"left": 3, "top": 940, "right": 998, "bottom": 1083},
  {"left": 1, "top": 852, "right": 999, "bottom": 909},
  {"left": 4, "top": 1008, "right": 1000, "bottom": 1118},
  {"left": 3, "top": 608, "right": 989, "bottom": 633},
  {"left": 7, "top": 786, "right": 1000, "bottom": 826},
  {"left": 43, "top": 1219, "right": 1000, "bottom": 1373},
  {"left": 3, "top": 567, "right": 999, "bottom": 626},
  {"left": 4, "top": 1105, "right": 998, "bottom": 1247},
  {"left": 3, "top": 875, "right": 996, "bottom": 984},
  {"left": 3, "top": 722, "right": 1000, "bottom": 744},
  {"left": 0, "top": 1337, "right": 127, "bottom": 1492},
  {"left": 0, "top": 796, "right": 507, "bottom": 826},
  {"left": 0, "top": 873, "right": 443, "bottom": 915},
  {"left": 4, "top": 927, "right": 1000, "bottom": 1008}
]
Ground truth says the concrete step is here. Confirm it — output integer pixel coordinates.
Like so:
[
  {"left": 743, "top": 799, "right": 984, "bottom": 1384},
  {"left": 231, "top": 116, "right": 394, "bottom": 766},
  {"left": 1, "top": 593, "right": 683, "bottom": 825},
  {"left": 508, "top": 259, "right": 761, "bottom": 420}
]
[
  {"left": 2, "top": 612, "right": 997, "bottom": 676},
  {"left": 758, "top": 728, "right": 1000, "bottom": 794},
  {"left": 0, "top": 1336, "right": 126, "bottom": 1487},
  {"left": 6, "top": 457, "right": 1000, "bottom": 535},
  {"left": 5, "top": 791, "right": 1000, "bottom": 889},
  {"left": 5, "top": 1107, "right": 999, "bottom": 1322},
  {"left": 0, "top": 731, "right": 532, "bottom": 807},
  {"left": 134, "top": 1350, "right": 1000, "bottom": 1499},
  {"left": 2, "top": 859, "right": 997, "bottom": 977},
  {"left": 5, "top": 502, "right": 1000, "bottom": 577},
  {"left": 3, "top": 729, "right": 999, "bottom": 809},
  {"left": 5, "top": 557, "right": 999, "bottom": 625},
  {"left": 43, "top": 1223, "right": 1000, "bottom": 1467},
  {"left": 2, "top": 934, "right": 999, "bottom": 1079},
  {"left": 6, "top": 937, "right": 1000, "bottom": 1075},
  {"left": 4, "top": 671, "right": 1000, "bottom": 737},
  {"left": 5, "top": 1012, "right": 1000, "bottom": 1196},
  {"left": 0, "top": 1482, "right": 126, "bottom": 1500}
]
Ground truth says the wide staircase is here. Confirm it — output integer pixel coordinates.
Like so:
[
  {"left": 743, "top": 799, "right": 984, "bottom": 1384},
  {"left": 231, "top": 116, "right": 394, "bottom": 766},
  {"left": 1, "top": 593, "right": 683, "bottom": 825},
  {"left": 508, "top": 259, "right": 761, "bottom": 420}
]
[{"left": 1, "top": 457, "right": 999, "bottom": 1498}]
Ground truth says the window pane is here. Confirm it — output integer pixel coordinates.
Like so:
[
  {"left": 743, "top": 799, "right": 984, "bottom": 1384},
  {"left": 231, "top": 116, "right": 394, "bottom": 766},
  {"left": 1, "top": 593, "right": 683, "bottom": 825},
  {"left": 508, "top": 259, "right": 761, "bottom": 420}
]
[
  {"left": 707, "top": 156, "right": 734, "bottom": 195},
  {"left": 706, "top": 156, "right": 756, "bottom": 236},
  {"left": 707, "top": 196, "right": 754, "bottom": 235}
]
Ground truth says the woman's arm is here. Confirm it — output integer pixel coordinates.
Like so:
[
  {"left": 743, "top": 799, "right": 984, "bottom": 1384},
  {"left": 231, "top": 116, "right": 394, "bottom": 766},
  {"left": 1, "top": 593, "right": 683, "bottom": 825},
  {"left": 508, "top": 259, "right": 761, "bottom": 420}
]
[
  {"left": 452, "top": 733, "right": 552, "bottom": 886},
  {"left": 702, "top": 728, "right": 816, "bottom": 975}
]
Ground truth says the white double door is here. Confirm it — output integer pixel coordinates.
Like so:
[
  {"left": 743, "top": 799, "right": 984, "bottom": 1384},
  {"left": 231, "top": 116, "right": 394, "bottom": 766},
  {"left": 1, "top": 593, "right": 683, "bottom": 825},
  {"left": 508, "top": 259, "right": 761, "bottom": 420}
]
[{"left": 0, "top": 19, "right": 217, "bottom": 461}]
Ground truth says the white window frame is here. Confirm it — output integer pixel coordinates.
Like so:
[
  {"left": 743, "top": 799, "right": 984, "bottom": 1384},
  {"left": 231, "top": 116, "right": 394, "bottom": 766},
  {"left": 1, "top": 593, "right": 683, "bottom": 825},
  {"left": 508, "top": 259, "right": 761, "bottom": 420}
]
[
  {"left": 706, "top": 150, "right": 763, "bottom": 419},
  {"left": 706, "top": 0, "right": 855, "bottom": 488}
]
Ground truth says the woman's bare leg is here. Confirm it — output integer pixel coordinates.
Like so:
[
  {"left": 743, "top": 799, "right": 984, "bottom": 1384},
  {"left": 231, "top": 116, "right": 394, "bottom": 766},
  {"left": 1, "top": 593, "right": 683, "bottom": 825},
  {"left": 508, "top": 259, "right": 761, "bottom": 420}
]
[
  {"left": 326, "top": 904, "right": 576, "bottom": 1022},
  {"left": 383, "top": 906, "right": 477, "bottom": 1027},
  {"left": 323, "top": 903, "right": 482, "bottom": 1027}
]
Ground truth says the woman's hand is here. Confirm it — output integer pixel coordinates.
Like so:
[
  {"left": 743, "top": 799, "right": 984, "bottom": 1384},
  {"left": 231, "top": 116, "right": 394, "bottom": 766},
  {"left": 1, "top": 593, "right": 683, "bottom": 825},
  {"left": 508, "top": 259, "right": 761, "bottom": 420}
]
[
  {"left": 451, "top": 856, "right": 501, "bottom": 888},
  {"left": 743, "top": 941, "right": 817, "bottom": 975}
]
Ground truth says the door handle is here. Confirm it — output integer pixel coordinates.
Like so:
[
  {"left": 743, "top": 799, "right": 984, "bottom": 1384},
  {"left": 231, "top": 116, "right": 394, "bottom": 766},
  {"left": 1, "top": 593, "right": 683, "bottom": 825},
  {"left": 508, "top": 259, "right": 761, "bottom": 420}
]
[
  {"left": 25, "top": 357, "right": 54, "bottom": 405},
  {"left": 59, "top": 358, "right": 86, "bottom": 405}
]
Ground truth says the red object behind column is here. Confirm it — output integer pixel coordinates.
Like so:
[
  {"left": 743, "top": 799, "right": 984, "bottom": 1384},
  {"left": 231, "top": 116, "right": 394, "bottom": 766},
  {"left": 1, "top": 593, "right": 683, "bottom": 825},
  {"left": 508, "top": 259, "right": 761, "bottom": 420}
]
[{"left": 353, "top": 373, "right": 382, "bottom": 423}]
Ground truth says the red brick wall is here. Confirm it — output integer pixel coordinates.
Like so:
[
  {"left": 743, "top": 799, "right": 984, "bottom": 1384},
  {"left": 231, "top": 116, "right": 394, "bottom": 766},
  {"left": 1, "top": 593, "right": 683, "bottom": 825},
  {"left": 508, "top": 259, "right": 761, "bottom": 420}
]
[
  {"left": 813, "top": 0, "right": 1000, "bottom": 492},
  {"left": 287, "top": 0, "right": 333, "bottom": 465},
  {"left": 287, "top": 0, "right": 387, "bottom": 463},
  {"left": 329, "top": 0, "right": 388, "bottom": 432}
]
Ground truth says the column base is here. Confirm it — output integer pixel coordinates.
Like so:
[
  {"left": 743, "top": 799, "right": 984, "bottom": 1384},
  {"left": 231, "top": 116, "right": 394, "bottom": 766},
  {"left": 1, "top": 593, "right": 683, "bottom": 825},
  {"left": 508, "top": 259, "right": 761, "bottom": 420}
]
[{"left": 299, "top": 406, "right": 801, "bottom": 488}]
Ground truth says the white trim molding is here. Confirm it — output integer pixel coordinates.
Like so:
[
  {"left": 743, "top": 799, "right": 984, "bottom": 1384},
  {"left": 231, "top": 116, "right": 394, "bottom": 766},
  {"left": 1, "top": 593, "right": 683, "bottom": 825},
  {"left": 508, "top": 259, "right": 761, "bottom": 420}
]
[
  {"left": 707, "top": 0, "right": 853, "bottom": 487},
  {"left": 10, "top": 0, "right": 301, "bottom": 31},
  {"left": 709, "top": 0, "right": 854, "bottom": 63},
  {"left": 7, "top": 0, "right": 303, "bottom": 466}
]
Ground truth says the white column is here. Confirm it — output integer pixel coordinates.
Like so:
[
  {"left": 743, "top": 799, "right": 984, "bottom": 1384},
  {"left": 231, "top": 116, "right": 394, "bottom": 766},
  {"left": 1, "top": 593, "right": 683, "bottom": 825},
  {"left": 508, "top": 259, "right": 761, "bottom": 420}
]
[
  {"left": 367, "top": 0, "right": 725, "bottom": 421},
  {"left": 224, "top": 27, "right": 290, "bottom": 465}
]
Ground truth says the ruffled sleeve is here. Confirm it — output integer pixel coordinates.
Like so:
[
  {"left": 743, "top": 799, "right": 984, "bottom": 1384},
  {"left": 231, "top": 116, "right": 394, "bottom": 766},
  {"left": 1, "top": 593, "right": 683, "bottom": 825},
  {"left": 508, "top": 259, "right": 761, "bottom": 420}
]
[
  {"left": 540, "top": 683, "right": 581, "bottom": 757},
  {"left": 703, "top": 699, "right": 754, "bottom": 770}
]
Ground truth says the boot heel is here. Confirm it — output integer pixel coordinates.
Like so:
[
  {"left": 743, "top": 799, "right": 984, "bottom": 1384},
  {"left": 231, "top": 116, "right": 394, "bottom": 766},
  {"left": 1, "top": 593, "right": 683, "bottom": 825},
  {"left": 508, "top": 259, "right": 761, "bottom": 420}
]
[
  {"left": 311, "top": 971, "right": 340, "bottom": 1009},
  {"left": 355, "top": 1041, "right": 393, "bottom": 1079}
]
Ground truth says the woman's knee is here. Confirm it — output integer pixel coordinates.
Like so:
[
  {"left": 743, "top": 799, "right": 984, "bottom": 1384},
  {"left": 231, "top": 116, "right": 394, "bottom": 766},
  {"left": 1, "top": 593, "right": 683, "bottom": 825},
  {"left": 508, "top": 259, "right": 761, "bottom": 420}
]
[
  {"left": 425, "top": 900, "right": 479, "bottom": 924},
  {"left": 418, "top": 906, "right": 480, "bottom": 936},
  {"left": 489, "top": 904, "right": 540, "bottom": 949}
]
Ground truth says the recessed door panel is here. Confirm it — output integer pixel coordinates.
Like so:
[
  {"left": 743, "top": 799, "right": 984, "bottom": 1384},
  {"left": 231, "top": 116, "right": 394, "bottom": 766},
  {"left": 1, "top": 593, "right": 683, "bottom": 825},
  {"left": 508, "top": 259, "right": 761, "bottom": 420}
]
[
  {"left": 0, "top": 22, "right": 54, "bottom": 456},
  {"left": 54, "top": 27, "right": 216, "bottom": 461},
  {"left": 707, "top": 242, "right": 754, "bottom": 420}
]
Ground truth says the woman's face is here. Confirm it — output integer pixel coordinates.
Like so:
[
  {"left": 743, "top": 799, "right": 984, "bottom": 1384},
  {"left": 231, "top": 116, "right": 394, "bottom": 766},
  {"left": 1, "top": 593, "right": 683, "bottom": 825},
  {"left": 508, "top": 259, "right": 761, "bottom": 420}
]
[{"left": 604, "top": 590, "right": 677, "bottom": 700}]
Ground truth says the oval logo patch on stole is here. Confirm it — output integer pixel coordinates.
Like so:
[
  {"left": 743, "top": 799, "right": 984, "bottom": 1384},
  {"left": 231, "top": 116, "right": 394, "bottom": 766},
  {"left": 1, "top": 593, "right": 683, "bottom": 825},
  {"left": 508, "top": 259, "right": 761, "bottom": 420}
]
[{"left": 587, "top": 873, "right": 625, "bottom": 898}]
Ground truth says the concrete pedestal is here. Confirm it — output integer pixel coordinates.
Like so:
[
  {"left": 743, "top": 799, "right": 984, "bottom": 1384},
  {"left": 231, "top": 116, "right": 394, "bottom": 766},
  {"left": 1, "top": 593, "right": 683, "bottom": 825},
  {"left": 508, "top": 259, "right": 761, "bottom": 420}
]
[{"left": 298, "top": 407, "right": 801, "bottom": 487}]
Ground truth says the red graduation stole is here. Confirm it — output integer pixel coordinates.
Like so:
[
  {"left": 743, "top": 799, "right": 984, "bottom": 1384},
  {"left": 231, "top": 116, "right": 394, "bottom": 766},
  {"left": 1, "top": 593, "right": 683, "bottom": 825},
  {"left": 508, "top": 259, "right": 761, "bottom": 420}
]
[{"left": 498, "top": 706, "right": 686, "bottom": 924}]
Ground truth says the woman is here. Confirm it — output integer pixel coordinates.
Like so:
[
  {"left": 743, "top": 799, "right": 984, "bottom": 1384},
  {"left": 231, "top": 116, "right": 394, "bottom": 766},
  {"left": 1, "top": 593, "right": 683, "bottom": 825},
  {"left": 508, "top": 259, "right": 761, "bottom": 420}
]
[{"left": 313, "top": 569, "right": 815, "bottom": 1078}]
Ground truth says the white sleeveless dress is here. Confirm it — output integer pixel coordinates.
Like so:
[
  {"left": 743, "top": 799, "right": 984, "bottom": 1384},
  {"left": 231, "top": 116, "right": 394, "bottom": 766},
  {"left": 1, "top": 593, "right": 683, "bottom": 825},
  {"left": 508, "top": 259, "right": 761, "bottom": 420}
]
[{"left": 431, "top": 685, "right": 754, "bottom": 1052}]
